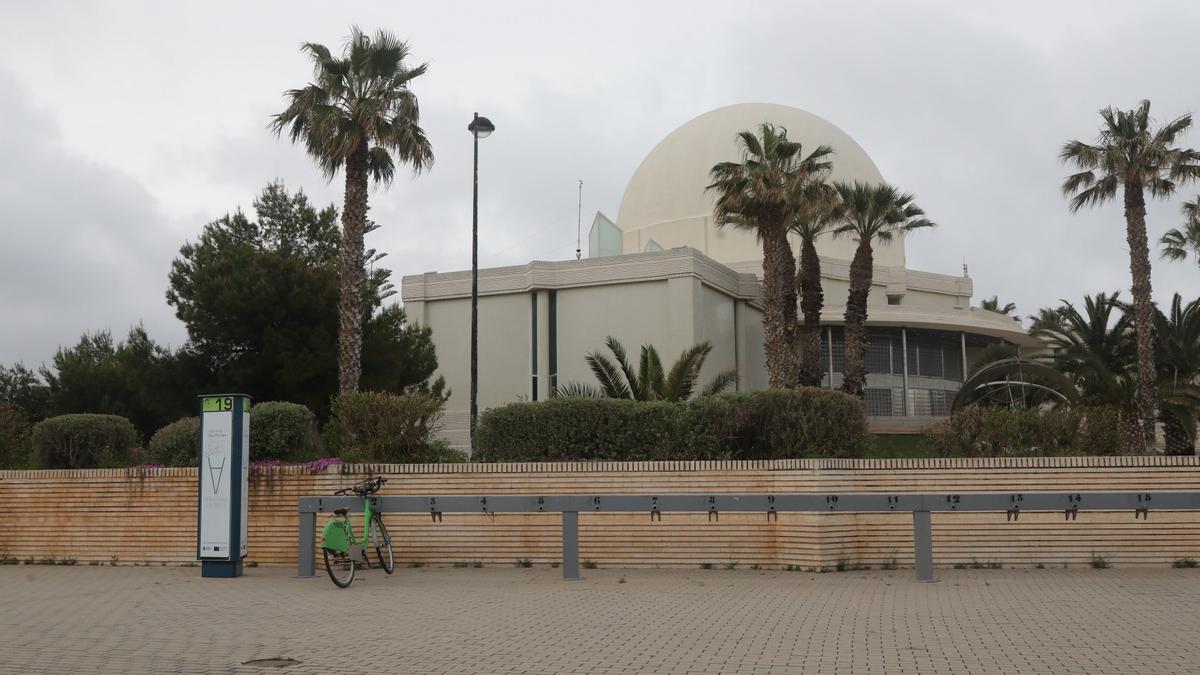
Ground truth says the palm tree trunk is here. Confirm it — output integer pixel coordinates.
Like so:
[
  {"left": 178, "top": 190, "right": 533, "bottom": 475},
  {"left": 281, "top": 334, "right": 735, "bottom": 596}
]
[
  {"left": 1118, "top": 409, "right": 1144, "bottom": 454},
  {"left": 1123, "top": 181, "right": 1158, "bottom": 451},
  {"left": 761, "top": 226, "right": 799, "bottom": 389},
  {"left": 841, "top": 239, "right": 873, "bottom": 397},
  {"left": 797, "top": 236, "right": 824, "bottom": 387},
  {"left": 1162, "top": 413, "right": 1194, "bottom": 455},
  {"left": 337, "top": 142, "right": 369, "bottom": 395}
]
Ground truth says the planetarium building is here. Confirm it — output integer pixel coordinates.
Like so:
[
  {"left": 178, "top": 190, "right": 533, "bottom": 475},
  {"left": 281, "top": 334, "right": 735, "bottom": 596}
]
[{"left": 403, "top": 103, "right": 1037, "bottom": 447}]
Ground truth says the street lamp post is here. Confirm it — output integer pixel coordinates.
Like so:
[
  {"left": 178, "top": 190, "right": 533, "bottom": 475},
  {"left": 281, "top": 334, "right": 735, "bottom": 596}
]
[{"left": 468, "top": 113, "right": 495, "bottom": 446}]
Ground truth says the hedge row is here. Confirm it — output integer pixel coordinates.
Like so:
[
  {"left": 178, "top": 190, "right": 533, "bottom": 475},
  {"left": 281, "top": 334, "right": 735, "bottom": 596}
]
[
  {"left": 324, "top": 391, "right": 463, "bottom": 463},
  {"left": 31, "top": 414, "right": 140, "bottom": 469},
  {"left": 473, "top": 389, "right": 870, "bottom": 461},
  {"left": 923, "top": 405, "right": 1124, "bottom": 457},
  {"left": 6, "top": 392, "right": 460, "bottom": 470},
  {"left": 0, "top": 403, "right": 31, "bottom": 469}
]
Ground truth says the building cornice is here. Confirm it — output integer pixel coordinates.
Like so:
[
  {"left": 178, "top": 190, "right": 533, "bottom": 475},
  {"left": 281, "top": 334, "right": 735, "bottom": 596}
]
[
  {"left": 726, "top": 256, "right": 972, "bottom": 298},
  {"left": 401, "top": 249, "right": 1029, "bottom": 344},
  {"left": 401, "top": 247, "right": 762, "bottom": 303},
  {"left": 813, "top": 305, "right": 1037, "bottom": 346}
]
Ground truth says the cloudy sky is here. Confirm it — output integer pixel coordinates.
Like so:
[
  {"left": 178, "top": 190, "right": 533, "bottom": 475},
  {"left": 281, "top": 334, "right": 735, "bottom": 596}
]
[{"left": 2, "top": 0, "right": 1200, "bottom": 367}]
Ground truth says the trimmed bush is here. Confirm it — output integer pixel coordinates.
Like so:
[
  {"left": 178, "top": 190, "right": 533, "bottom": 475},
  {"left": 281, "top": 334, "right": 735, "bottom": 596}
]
[
  {"left": 146, "top": 416, "right": 200, "bottom": 467},
  {"left": 324, "top": 391, "right": 445, "bottom": 463},
  {"left": 249, "top": 401, "right": 322, "bottom": 462},
  {"left": 923, "top": 406, "right": 1122, "bottom": 457},
  {"left": 31, "top": 414, "right": 140, "bottom": 469},
  {"left": 689, "top": 389, "right": 870, "bottom": 460},
  {"left": 0, "top": 403, "right": 32, "bottom": 469},
  {"left": 473, "top": 389, "right": 869, "bottom": 462}
]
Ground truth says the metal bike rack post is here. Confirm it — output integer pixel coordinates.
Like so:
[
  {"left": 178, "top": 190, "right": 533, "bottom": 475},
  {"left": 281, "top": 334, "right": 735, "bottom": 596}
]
[
  {"left": 913, "top": 510, "right": 935, "bottom": 582},
  {"left": 298, "top": 510, "right": 316, "bottom": 577},
  {"left": 562, "top": 511, "right": 581, "bottom": 580}
]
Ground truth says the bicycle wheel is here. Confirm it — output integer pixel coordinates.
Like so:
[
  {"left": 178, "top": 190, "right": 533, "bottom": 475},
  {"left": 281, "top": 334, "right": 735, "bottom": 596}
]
[
  {"left": 323, "top": 547, "right": 355, "bottom": 588},
  {"left": 371, "top": 513, "right": 394, "bottom": 574}
]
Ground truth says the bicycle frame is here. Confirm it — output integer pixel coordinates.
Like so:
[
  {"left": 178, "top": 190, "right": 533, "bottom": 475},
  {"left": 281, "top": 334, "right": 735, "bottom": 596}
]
[{"left": 320, "top": 494, "right": 375, "bottom": 556}]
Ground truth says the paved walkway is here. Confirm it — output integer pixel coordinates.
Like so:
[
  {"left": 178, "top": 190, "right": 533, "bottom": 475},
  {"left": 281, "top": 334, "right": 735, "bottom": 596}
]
[{"left": 2, "top": 565, "right": 1198, "bottom": 673}]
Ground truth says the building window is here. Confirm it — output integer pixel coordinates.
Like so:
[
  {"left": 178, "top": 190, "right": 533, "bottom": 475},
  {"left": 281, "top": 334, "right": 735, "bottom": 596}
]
[
  {"left": 864, "top": 388, "right": 893, "bottom": 416},
  {"left": 887, "top": 295, "right": 902, "bottom": 305},
  {"left": 864, "top": 335, "right": 892, "bottom": 375}
]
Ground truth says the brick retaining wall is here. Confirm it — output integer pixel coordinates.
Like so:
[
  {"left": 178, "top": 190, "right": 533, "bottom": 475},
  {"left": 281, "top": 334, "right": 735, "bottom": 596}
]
[{"left": 2, "top": 457, "right": 1198, "bottom": 569}]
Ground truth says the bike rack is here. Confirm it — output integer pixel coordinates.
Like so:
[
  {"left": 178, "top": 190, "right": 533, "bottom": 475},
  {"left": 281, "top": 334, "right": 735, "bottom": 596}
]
[{"left": 296, "top": 491, "right": 1197, "bottom": 582}]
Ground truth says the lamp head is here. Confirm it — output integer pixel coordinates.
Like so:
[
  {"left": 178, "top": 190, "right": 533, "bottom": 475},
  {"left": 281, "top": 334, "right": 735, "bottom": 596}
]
[{"left": 468, "top": 115, "right": 495, "bottom": 139}]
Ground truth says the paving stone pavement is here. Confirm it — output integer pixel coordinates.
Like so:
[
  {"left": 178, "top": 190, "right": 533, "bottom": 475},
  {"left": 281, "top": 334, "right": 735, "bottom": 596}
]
[{"left": 2, "top": 564, "right": 1199, "bottom": 674}]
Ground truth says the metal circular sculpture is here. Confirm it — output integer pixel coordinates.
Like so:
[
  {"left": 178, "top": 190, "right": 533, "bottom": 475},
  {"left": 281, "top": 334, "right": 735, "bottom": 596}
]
[{"left": 952, "top": 357, "right": 1080, "bottom": 411}]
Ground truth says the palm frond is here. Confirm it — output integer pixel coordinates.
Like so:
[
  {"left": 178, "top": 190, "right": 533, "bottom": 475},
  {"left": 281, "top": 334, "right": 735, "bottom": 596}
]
[
  {"left": 663, "top": 341, "right": 713, "bottom": 401},
  {"left": 639, "top": 345, "right": 665, "bottom": 402},
  {"left": 585, "top": 351, "right": 632, "bottom": 399},
  {"left": 701, "top": 370, "right": 738, "bottom": 397},
  {"left": 553, "top": 382, "right": 602, "bottom": 398},
  {"left": 603, "top": 336, "right": 642, "bottom": 399}
]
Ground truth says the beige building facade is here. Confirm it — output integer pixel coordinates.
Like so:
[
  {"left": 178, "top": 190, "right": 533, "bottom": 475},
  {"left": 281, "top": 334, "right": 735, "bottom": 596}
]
[{"left": 402, "top": 103, "right": 1037, "bottom": 447}]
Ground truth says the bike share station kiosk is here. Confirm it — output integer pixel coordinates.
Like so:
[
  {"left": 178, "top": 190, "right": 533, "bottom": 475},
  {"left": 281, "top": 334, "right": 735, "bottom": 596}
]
[{"left": 197, "top": 394, "right": 250, "bottom": 578}]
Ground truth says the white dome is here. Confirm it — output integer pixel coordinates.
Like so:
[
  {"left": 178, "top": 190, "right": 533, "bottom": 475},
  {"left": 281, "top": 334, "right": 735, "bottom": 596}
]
[{"left": 615, "top": 103, "right": 897, "bottom": 266}]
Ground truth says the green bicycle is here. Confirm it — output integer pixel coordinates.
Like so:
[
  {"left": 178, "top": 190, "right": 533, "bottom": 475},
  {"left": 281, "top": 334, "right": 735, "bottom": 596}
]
[{"left": 321, "top": 476, "right": 394, "bottom": 588}]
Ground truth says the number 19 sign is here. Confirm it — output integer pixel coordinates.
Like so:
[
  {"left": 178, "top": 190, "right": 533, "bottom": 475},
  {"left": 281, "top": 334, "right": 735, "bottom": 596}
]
[{"left": 197, "top": 394, "right": 250, "bottom": 578}]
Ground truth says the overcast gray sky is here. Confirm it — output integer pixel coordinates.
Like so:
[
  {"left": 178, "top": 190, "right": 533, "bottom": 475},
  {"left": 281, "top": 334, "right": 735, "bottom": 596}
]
[{"left": 2, "top": 0, "right": 1200, "bottom": 367}]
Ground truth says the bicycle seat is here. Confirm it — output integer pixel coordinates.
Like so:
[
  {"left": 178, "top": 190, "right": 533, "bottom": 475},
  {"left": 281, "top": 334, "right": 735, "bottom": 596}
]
[{"left": 333, "top": 508, "right": 349, "bottom": 516}]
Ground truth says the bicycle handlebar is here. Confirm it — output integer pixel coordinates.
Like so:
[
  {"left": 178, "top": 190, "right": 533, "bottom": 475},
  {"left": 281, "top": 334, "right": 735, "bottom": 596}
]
[{"left": 334, "top": 476, "right": 388, "bottom": 497}]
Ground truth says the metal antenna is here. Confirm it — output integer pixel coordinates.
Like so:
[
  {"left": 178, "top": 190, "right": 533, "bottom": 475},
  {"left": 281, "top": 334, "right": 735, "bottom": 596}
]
[{"left": 576, "top": 179, "right": 583, "bottom": 260}]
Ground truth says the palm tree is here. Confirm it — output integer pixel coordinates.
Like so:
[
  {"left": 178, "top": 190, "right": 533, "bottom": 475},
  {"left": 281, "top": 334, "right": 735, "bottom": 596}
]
[
  {"left": 832, "top": 182, "right": 935, "bottom": 397},
  {"left": 1160, "top": 197, "right": 1200, "bottom": 266},
  {"left": 792, "top": 180, "right": 839, "bottom": 387},
  {"left": 1060, "top": 100, "right": 1200, "bottom": 448},
  {"left": 980, "top": 296, "right": 1017, "bottom": 316},
  {"left": 557, "top": 337, "right": 737, "bottom": 401},
  {"left": 1033, "top": 292, "right": 1200, "bottom": 454},
  {"left": 708, "top": 124, "right": 832, "bottom": 389},
  {"left": 1031, "top": 293, "right": 1134, "bottom": 403},
  {"left": 1031, "top": 293, "right": 1141, "bottom": 451},
  {"left": 1154, "top": 293, "right": 1200, "bottom": 454},
  {"left": 271, "top": 27, "right": 433, "bottom": 394}
]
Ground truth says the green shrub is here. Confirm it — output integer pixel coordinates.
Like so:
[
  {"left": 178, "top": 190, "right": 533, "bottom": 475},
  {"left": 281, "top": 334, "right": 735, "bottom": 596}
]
[
  {"left": 688, "top": 389, "right": 869, "bottom": 460},
  {"left": 924, "top": 406, "right": 1122, "bottom": 457},
  {"left": 324, "top": 391, "right": 445, "bottom": 462},
  {"left": 0, "top": 403, "right": 32, "bottom": 469},
  {"left": 473, "top": 389, "right": 868, "bottom": 462},
  {"left": 475, "top": 398, "right": 705, "bottom": 462},
  {"left": 146, "top": 417, "right": 200, "bottom": 467},
  {"left": 249, "top": 401, "right": 322, "bottom": 462},
  {"left": 31, "top": 414, "right": 140, "bottom": 468}
]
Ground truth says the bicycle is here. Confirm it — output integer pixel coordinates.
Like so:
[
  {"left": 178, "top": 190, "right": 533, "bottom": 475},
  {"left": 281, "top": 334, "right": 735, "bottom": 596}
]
[{"left": 320, "top": 476, "right": 394, "bottom": 588}]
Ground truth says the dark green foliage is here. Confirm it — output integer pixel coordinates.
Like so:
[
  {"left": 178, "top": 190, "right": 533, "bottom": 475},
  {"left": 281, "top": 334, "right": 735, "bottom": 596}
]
[
  {"left": 39, "top": 327, "right": 200, "bottom": 441},
  {"left": 0, "top": 403, "right": 32, "bottom": 469},
  {"left": 167, "top": 182, "right": 440, "bottom": 419},
  {"left": 31, "top": 414, "right": 140, "bottom": 469},
  {"left": 476, "top": 398, "right": 697, "bottom": 461},
  {"left": 324, "top": 391, "right": 455, "bottom": 463},
  {"left": 980, "top": 296, "right": 1017, "bottom": 316},
  {"left": 359, "top": 306, "right": 445, "bottom": 399},
  {"left": 0, "top": 363, "right": 52, "bottom": 421},
  {"left": 249, "top": 401, "right": 322, "bottom": 462},
  {"left": 1032, "top": 292, "right": 1200, "bottom": 454},
  {"left": 474, "top": 389, "right": 869, "bottom": 462},
  {"left": 564, "top": 336, "right": 736, "bottom": 401},
  {"left": 146, "top": 417, "right": 200, "bottom": 467},
  {"left": 924, "top": 406, "right": 1122, "bottom": 457}
]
